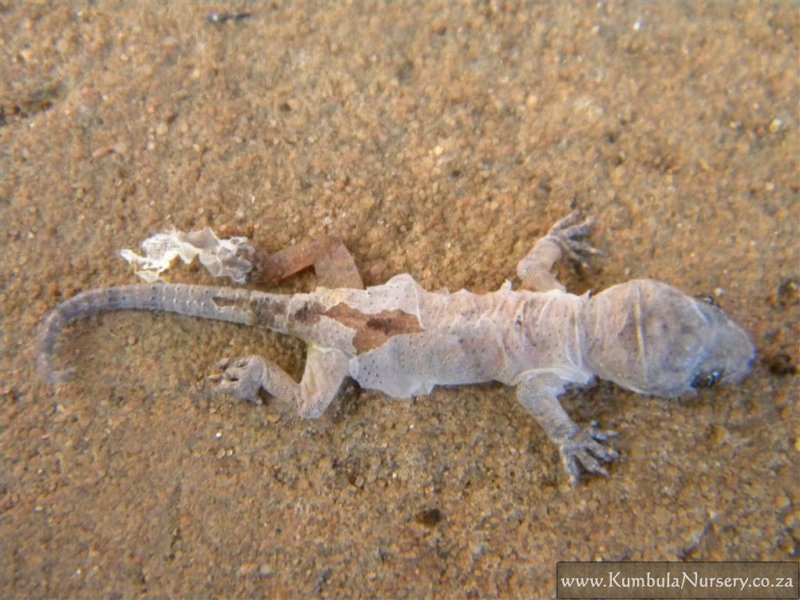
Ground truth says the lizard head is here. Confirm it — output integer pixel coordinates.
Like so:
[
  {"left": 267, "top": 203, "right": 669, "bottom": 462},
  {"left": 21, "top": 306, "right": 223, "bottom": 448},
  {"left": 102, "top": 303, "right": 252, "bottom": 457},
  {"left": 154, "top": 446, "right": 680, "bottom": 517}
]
[{"left": 585, "top": 279, "right": 755, "bottom": 398}]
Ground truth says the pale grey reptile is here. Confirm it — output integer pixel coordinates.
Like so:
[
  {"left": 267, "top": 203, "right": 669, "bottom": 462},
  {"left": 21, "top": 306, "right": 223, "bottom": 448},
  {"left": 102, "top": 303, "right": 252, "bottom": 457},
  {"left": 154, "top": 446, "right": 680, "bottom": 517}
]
[{"left": 37, "top": 212, "right": 755, "bottom": 484}]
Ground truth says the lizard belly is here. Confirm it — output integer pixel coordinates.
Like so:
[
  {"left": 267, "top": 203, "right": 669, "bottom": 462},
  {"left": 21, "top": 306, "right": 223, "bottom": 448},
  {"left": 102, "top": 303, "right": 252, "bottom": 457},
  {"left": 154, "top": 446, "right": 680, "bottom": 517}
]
[
  {"left": 340, "top": 274, "right": 593, "bottom": 398},
  {"left": 349, "top": 330, "right": 505, "bottom": 399}
]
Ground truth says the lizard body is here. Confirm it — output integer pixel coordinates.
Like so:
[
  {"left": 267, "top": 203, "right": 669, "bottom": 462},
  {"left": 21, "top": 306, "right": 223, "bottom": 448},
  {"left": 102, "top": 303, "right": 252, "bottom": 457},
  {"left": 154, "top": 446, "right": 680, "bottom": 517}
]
[{"left": 37, "top": 212, "right": 755, "bottom": 483}]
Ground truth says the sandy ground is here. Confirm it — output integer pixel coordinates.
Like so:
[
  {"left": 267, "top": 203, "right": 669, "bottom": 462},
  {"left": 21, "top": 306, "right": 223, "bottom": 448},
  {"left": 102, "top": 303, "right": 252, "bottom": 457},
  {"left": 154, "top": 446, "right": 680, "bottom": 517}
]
[{"left": 1, "top": 2, "right": 798, "bottom": 598}]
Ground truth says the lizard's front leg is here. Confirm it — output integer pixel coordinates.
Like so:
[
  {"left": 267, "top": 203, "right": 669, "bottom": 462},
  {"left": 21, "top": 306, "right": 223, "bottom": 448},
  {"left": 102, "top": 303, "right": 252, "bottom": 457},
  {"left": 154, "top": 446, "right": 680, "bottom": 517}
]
[
  {"left": 217, "top": 346, "right": 350, "bottom": 418},
  {"left": 516, "top": 210, "right": 601, "bottom": 292},
  {"left": 516, "top": 374, "right": 618, "bottom": 485}
]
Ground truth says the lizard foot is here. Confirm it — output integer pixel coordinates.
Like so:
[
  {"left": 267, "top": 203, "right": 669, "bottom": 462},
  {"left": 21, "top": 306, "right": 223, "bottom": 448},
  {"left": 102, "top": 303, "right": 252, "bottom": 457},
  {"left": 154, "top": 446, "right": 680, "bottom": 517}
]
[
  {"left": 558, "top": 422, "right": 619, "bottom": 485},
  {"left": 217, "top": 355, "right": 266, "bottom": 405},
  {"left": 546, "top": 210, "right": 603, "bottom": 269}
]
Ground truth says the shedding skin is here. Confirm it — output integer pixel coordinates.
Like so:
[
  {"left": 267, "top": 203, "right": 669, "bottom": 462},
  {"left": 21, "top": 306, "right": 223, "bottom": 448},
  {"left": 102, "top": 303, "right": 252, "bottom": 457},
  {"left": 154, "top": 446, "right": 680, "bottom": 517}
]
[
  {"left": 37, "top": 213, "right": 756, "bottom": 485},
  {"left": 254, "top": 234, "right": 363, "bottom": 290}
]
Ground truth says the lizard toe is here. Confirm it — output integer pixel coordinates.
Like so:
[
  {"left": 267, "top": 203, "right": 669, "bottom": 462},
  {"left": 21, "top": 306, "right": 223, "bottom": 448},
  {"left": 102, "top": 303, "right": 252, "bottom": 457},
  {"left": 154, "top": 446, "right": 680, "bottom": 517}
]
[
  {"left": 217, "top": 355, "right": 266, "bottom": 404},
  {"left": 545, "top": 213, "right": 602, "bottom": 270},
  {"left": 560, "top": 424, "right": 619, "bottom": 484},
  {"left": 587, "top": 421, "right": 619, "bottom": 442}
]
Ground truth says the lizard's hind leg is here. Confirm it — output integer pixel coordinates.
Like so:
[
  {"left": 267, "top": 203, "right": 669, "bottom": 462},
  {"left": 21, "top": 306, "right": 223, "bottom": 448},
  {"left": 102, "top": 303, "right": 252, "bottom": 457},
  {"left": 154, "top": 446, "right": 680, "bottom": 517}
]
[
  {"left": 255, "top": 235, "right": 364, "bottom": 290},
  {"left": 217, "top": 346, "right": 350, "bottom": 419},
  {"left": 516, "top": 210, "right": 601, "bottom": 292}
]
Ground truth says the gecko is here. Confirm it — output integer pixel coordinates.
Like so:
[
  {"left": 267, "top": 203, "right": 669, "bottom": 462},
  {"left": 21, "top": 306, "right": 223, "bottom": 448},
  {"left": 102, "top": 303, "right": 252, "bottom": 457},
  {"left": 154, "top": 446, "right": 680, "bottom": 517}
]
[{"left": 37, "top": 211, "right": 756, "bottom": 484}]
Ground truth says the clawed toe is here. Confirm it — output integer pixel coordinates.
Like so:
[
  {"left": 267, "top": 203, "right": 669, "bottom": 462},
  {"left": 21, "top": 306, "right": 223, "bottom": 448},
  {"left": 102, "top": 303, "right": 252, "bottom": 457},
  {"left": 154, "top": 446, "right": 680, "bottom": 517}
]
[
  {"left": 216, "top": 355, "right": 265, "bottom": 405},
  {"left": 586, "top": 421, "right": 618, "bottom": 443},
  {"left": 546, "top": 212, "right": 602, "bottom": 269},
  {"left": 560, "top": 423, "right": 619, "bottom": 485},
  {"left": 548, "top": 210, "right": 584, "bottom": 232}
]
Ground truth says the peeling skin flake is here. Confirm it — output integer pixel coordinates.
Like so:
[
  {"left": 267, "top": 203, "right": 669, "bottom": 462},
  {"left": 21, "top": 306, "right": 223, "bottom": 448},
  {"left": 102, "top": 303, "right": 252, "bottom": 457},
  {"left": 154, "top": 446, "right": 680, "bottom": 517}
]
[{"left": 120, "top": 228, "right": 253, "bottom": 284}]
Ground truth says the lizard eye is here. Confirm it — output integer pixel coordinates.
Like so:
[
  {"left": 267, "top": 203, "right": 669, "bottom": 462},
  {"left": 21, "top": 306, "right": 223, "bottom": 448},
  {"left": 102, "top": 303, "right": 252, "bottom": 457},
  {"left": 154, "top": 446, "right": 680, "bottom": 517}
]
[
  {"left": 691, "top": 368, "right": 723, "bottom": 389},
  {"left": 695, "top": 295, "right": 718, "bottom": 307}
]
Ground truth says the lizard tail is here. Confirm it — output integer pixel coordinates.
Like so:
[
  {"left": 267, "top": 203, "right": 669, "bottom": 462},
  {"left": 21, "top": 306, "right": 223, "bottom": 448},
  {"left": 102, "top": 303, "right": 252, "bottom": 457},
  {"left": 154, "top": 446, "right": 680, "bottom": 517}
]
[{"left": 36, "top": 284, "right": 282, "bottom": 384}]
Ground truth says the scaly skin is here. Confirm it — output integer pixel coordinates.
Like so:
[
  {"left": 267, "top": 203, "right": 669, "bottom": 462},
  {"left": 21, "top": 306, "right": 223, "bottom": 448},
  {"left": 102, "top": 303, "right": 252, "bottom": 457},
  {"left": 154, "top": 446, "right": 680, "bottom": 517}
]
[{"left": 38, "top": 212, "right": 756, "bottom": 484}]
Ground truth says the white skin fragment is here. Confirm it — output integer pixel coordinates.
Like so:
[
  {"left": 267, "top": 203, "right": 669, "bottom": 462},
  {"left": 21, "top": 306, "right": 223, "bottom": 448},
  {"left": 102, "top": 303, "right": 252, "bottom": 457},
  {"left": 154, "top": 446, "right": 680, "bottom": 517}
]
[{"left": 120, "top": 228, "right": 253, "bottom": 284}]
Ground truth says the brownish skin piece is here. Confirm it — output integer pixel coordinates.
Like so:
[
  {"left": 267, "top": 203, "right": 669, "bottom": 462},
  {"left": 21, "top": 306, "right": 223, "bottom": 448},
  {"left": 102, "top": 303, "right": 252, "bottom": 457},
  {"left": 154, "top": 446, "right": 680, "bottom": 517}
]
[
  {"left": 37, "top": 212, "right": 756, "bottom": 484},
  {"left": 255, "top": 235, "right": 364, "bottom": 289}
]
